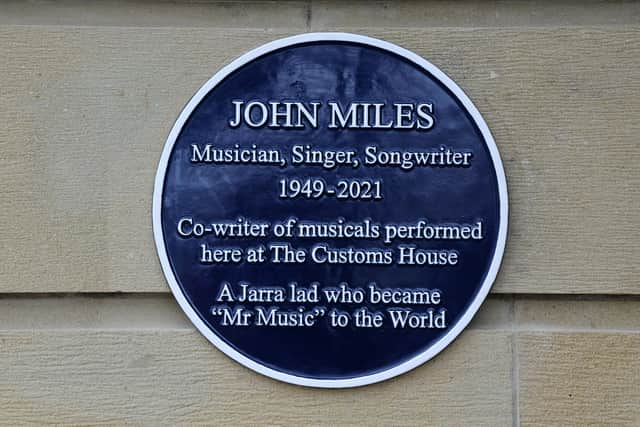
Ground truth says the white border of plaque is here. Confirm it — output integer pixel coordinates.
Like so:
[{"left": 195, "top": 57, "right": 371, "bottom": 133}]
[{"left": 153, "top": 33, "right": 509, "bottom": 388}]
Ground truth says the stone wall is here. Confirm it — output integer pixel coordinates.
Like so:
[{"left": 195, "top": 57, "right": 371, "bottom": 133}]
[{"left": 1, "top": 1, "right": 638, "bottom": 424}]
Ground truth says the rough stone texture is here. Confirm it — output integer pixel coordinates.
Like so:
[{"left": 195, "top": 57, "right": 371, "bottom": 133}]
[
  {"left": 518, "top": 332, "right": 640, "bottom": 426},
  {"left": 516, "top": 296, "right": 640, "bottom": 331},
  {"left": 0, "top": 297, "right": 638, "bottom": 424},
  {"left": 2, "top": 1, "right": 639, "bottom": 28},
  {"left": 0, "top": 25, "right": 638, "bottom": 294},
  {"left": 0, "top": 330, "right": 513, "bottom": 425},
  {"left": 0, "top": 1, "right": 310, "bottom": 28},
  {"left": 0, "top": 1, "right": 639, "bottom": 424},
  {"left": 311, "top": 0, "right": 640, "bottom": 28}
]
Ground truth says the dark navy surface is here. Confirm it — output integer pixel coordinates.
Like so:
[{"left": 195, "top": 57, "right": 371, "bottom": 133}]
[{"left": 161, "top": 42, "right": 500, "bottom": 380}]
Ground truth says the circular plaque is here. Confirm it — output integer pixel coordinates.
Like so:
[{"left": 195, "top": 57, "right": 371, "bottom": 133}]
[{"left": 153, "top": 33, "right": 508, "bottom": 388}]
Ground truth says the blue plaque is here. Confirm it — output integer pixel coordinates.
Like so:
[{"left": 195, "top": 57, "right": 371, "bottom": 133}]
[{"left": 153, "top": 33, "right": 508, "bottom": 387}]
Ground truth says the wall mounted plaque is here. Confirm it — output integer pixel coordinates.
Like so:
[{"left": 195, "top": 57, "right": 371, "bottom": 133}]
[{"left": 153, "top": 33, "right": 508, "bottom": 388}]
